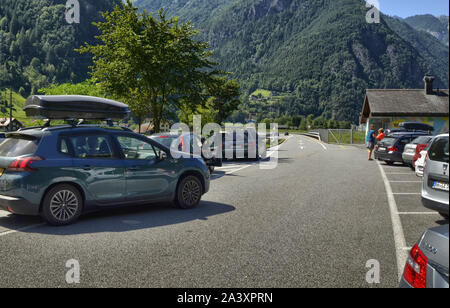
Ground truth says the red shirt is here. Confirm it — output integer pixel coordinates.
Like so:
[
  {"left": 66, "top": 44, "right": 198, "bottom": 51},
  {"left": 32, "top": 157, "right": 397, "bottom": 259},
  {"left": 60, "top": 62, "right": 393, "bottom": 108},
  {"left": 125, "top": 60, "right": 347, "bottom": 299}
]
[{"left": 376, "top": 132, "right": 386, "bottom": 141}]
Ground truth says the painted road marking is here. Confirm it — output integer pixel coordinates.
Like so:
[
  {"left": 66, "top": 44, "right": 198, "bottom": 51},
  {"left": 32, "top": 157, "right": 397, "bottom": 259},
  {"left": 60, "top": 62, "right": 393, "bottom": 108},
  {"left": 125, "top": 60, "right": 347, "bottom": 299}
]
[
  {"left": 376, "top": 160, "right": 408, "bottom": 281},
  {"left": 397, "top": 212, "right": 440, "bottom": 215},
  {"left": 392, "top": 193, "right": 421, "bottom": 195},
  {"left": 389, "top": 181, "right": 422, "bottom": 183},
  {"left": 0, "top": 223, "right": 45, "bottom": 237}
]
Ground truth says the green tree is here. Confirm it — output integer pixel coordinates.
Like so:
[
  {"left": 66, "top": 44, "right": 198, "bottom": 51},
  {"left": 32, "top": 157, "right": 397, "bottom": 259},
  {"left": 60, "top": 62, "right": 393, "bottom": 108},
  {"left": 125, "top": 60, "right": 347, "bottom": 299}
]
[{"left": 78, "top": 1, "right": 222, "bottom": 133}]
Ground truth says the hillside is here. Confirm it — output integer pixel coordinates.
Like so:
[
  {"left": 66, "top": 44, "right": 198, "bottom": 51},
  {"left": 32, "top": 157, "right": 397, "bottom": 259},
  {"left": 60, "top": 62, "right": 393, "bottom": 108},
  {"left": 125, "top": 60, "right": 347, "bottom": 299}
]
[
  {"left": 0, "top": 0, "right": 122, "bottom": 95},
  {"left": 404, "top": 14, "right": 449, "bottom": 46},
  {"left": 135, "top": 0, "right": 449, "bottom": 123}
]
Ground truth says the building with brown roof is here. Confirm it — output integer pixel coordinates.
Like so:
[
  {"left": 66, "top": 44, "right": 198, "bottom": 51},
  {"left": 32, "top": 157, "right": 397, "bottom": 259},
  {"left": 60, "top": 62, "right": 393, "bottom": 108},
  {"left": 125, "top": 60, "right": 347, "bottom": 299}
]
[{"left": 360, "top": 75, "right": 449, "bottom": 135}]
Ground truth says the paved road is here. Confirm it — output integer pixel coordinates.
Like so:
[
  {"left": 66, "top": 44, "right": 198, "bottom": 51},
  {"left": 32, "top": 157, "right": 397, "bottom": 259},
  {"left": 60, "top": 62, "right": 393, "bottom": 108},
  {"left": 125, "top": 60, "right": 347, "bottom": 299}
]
[{"left": 0, "top": 135, "right": 446, "bottom": 287}]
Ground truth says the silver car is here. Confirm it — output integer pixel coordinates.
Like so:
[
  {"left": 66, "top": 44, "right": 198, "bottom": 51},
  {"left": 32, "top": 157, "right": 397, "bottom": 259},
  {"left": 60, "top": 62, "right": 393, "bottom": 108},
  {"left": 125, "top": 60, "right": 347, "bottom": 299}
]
[
  {"left": 402, "top": 135, "right": 433, "bottom": 167},
  {"left": 400, "top": 224, "right": 449, "bottom": 288},
  {"left": 421, "top": 133, "right": 449, "bottom": 219}
]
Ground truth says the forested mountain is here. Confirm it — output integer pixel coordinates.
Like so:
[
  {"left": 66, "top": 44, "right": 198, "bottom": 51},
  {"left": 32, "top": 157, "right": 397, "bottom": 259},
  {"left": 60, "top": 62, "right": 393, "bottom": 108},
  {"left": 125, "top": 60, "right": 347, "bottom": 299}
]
[
  {"left": 403, "top": 14, "right": 449, "bottom": 46},
  {"left": 0, "top": 0, "right": 121, "bottom": 95},
  {"left": 136, "top": 0, "right": 449, "bottom": 123}
]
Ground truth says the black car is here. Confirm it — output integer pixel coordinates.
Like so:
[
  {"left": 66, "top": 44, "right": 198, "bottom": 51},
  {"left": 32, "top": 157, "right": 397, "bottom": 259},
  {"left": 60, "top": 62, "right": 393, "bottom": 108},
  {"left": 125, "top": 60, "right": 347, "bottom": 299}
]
[{"left": 375, "top": 132, "right": 431, "bottom": 165}]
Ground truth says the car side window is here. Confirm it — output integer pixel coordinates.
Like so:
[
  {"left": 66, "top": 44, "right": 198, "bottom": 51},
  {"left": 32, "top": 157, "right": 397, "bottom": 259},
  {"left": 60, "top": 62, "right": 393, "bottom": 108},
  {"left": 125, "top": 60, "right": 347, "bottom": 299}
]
[
  {"left": 67, "top": 135, "right": 114, "bottom": 159},
  {"left": 117, "top": 135, "right": 158, "bottom": 160}
]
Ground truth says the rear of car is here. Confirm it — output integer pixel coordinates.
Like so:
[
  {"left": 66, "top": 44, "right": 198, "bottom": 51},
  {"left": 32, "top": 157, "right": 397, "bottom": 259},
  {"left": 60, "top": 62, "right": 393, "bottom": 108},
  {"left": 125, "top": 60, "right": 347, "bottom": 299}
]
[
  {"left": 402, "top": 136, "right": 433, "bottom": 167},
  {"left": 221, "top": 130, "right": 264, "bottom": 160},
  {"left": 415, "top": 149, "right": 428, "bottom": 177},
  {"left": 0, "top": 131, "right": 44, "bottom": 215},
  {"left": 400, "top": 225, "right": 449, "bottom": 288},
  {"left": 375, "top": 132, "right": 428, "bottom": 165},
  {"left": 421, "top": 134, "right": 449, "bottom": 218}
]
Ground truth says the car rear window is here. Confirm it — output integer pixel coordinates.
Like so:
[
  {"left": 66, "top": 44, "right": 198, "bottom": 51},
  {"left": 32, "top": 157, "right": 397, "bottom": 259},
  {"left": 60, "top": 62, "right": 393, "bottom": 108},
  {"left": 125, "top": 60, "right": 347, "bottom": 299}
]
[
  {"left": 380, "top": 137, "right": 396, "bottom": 146},
  {"left": 428, "top": 137, "right": 449, "bottom": 163},
  {"left": 153, "top": 136, "right": 177, "bottom": 148},
  {"left": 412, "top": 136, "right": 432, "bottom": 145},
  {"left": 0, "top": 136, "right": 39, "bottom": 157}
]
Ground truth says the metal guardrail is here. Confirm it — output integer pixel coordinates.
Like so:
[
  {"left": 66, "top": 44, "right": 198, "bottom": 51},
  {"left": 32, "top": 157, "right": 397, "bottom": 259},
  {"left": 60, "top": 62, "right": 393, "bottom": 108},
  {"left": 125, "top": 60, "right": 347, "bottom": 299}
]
[{"left": 300, "top": 131, "right": 322, "bottom": 141}]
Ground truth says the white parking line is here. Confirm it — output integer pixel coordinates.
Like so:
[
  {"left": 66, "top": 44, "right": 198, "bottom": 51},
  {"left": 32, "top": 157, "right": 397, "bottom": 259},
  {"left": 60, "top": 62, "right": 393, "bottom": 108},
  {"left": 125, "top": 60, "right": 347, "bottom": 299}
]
[
  {"left": 0, "top": 223, "right": 45, "bottom": 237},
  {"left": 389, "top": 181, "right": 422, "bottom": 183},
  {"left": 385, "top": 173, "right": 415, "bottom": 175},
  {"left": 397, "top": 212, "right": 440, "bottom": 215},
  {"left": 376, "top": 160, "right": 408, "bottom": 281},
  {"left": 392, "top": 193, "right": 421, "bottom": 195}
]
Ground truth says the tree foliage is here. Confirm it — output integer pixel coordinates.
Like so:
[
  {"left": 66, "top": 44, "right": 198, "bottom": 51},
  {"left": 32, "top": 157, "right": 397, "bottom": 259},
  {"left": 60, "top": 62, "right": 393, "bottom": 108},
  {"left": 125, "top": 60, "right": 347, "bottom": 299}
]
[{"left": 78, "top": 1, "right": 239, "bottom": 132}]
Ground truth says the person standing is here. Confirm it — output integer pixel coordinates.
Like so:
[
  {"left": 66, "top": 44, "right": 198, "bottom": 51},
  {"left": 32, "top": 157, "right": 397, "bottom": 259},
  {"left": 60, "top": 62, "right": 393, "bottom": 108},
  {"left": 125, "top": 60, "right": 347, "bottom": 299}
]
[
  {"left": 366, "top": 125, "right": 377, "bottom": 161},
  {"left": 376, "top": 128, "right": 386, "bottom": 142}
]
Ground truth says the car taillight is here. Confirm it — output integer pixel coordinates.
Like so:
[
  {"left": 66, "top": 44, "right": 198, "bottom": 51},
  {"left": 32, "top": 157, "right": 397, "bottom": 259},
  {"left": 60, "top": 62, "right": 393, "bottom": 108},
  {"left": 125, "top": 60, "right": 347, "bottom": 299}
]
[
  {"left": 375, "top": 145, "right": 379, "bottom": 151},
  {"left": 403, "top": 244, "right": 428, "bottom": 288},
  {"left": 388, "top": 146, "right": 398, "bottom": 152},
  {"left": 7, "top": 156, "right": 43, "bottom": 172}
]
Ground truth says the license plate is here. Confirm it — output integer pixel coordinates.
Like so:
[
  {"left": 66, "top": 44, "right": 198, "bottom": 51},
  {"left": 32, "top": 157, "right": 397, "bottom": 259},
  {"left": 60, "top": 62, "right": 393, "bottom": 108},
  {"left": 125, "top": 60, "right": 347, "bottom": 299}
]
[
  {"left": 378, "top": 147, "right": 386, "bottom": 151},
  {"left": 433, "top": 181, "right": 449, "bottom": 192},
  {"left": 0, "top": 168, "right": 3, "bottom": 176}
]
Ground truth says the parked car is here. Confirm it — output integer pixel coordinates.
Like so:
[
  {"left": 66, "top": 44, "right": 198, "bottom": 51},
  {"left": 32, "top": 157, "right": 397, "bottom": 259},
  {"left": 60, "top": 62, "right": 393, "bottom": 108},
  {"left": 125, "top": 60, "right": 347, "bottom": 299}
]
[
  {"left": 149, "top": 132, "right": 222, "bottom": 172},
  {"left": 0, "top": 96, "right": 210, "bottom": 226},
  {"left": 374, "top": 131, "right": 430, "bottom": 165},
  {"left": 421, "top": 133, "right": 449, "bottom": 219},
  {"left": 400, "top": 224, "right": 449, "bottom": 288},
  {"left": 415, "top": 149, "right": 429, "bottom": 177},
  {"left": 412, "top": 136, "right": 435, "bottom": 168},
  {"left": 221, "top": 130, "right": 265, "bottom": 160},
  {"left": 402, "top": 135, "right": 433, "bottom": 168}
]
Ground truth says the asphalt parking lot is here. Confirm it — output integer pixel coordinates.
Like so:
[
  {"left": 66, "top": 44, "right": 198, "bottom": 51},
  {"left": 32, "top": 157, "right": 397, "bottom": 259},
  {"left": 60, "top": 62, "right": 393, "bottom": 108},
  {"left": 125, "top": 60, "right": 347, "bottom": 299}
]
[
  {"left": 0, "top": 134, "right": 447, "bottom": 287},
  {"left": 375, "top": 160, "right": 448, "bottom": 278}
]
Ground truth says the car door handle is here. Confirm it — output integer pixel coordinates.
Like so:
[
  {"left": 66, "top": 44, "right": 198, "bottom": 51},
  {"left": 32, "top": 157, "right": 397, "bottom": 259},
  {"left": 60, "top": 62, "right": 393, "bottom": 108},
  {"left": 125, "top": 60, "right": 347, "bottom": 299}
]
[{"left": 127, "top": 166, "right": 140, "bottom": 171}]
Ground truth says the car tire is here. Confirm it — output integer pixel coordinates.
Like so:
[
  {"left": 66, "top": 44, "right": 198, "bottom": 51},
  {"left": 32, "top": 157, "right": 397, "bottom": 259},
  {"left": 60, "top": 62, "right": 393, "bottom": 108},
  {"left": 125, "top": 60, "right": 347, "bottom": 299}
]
[
  {"left": 208, "top": 166, "right": 215, "bottom": 173},
  {"left": 41, "top": 184, "right": 83, "bottom": 226},
  {"left": 439, "top": 213, "right": 449, "bottom": 220},
  {"left": 175, "top": 175, "right": 203, "bottom": 209},
  {"left": 386, "top": 161, "right": 394, "bottom": 166}
]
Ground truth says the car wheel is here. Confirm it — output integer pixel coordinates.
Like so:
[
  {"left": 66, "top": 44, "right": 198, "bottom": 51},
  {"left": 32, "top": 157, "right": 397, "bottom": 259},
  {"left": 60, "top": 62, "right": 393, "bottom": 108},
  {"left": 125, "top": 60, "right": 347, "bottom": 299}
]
[
  {"left": 208, "top": 166, "right": 215, "bottom": 173},
  {"left": 41, "top": 184, "right": 83, "bottom": 226},
  {"left": 439, "top": 213, "right": 449, "bottom": 220},
  {"left": 175, "top": 176, "right": 203, "bottom": 209},
  {"left": 386, "top": 161, "right": 394, "bottom": 166}
]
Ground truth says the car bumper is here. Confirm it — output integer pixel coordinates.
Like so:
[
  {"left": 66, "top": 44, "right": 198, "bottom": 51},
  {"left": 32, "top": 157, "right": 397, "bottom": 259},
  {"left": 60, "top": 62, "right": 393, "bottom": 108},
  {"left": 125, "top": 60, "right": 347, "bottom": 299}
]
[
  {"left": 422, "top": 196, "right": 449, "bottom": 215},
  {"left": 399, "top": 277, "right": 413, "bottom": 288},
  {"left": 402, "top": 153, "right": 414, "bottom": 165},
  {"left": 374, "top": 151, "right": 403, "bottom": 162},
  {"left": 0, "top": 194, "right": 39, "bottom": 216}
]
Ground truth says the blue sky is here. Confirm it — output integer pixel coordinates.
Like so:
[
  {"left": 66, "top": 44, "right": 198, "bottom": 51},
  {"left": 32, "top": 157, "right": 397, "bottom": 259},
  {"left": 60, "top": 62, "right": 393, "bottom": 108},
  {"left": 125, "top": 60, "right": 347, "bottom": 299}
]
[{"left": 367, "top": 0, "right": 449, "bottom": 18}]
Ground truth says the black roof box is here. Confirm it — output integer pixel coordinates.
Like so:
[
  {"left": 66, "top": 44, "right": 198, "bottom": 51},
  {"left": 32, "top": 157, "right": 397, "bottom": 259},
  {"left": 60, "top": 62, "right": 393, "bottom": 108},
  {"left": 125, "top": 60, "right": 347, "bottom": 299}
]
[{"left": 24, "top": 95, "right": 130, "bottom": 120}]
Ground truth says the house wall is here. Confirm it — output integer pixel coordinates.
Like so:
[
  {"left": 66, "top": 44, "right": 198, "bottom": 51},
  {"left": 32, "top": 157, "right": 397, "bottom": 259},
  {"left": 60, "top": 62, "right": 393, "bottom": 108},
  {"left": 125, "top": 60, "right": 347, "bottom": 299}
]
[{"left": 367, "top": 116, "right": 449, "bottom": 135}]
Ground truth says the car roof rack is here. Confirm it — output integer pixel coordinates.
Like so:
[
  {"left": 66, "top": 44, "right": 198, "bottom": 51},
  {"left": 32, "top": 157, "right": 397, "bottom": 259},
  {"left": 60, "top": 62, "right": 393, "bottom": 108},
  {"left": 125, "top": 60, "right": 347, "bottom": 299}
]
[{"left": 18, "top": 118, "right": 132, "bottom": 133}]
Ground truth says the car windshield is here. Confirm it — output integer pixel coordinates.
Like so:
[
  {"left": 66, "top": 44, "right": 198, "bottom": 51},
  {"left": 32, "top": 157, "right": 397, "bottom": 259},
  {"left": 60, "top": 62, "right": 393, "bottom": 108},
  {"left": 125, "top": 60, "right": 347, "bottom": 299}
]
[
  {"left": 428, "top": 137, "right": 449, "bottom": 163},
  {"left": 0, "top": 136, "right": 39, "bottom": 157},
  {"left": 412, "top": 136, "right": 432, "bottom": 145}
]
